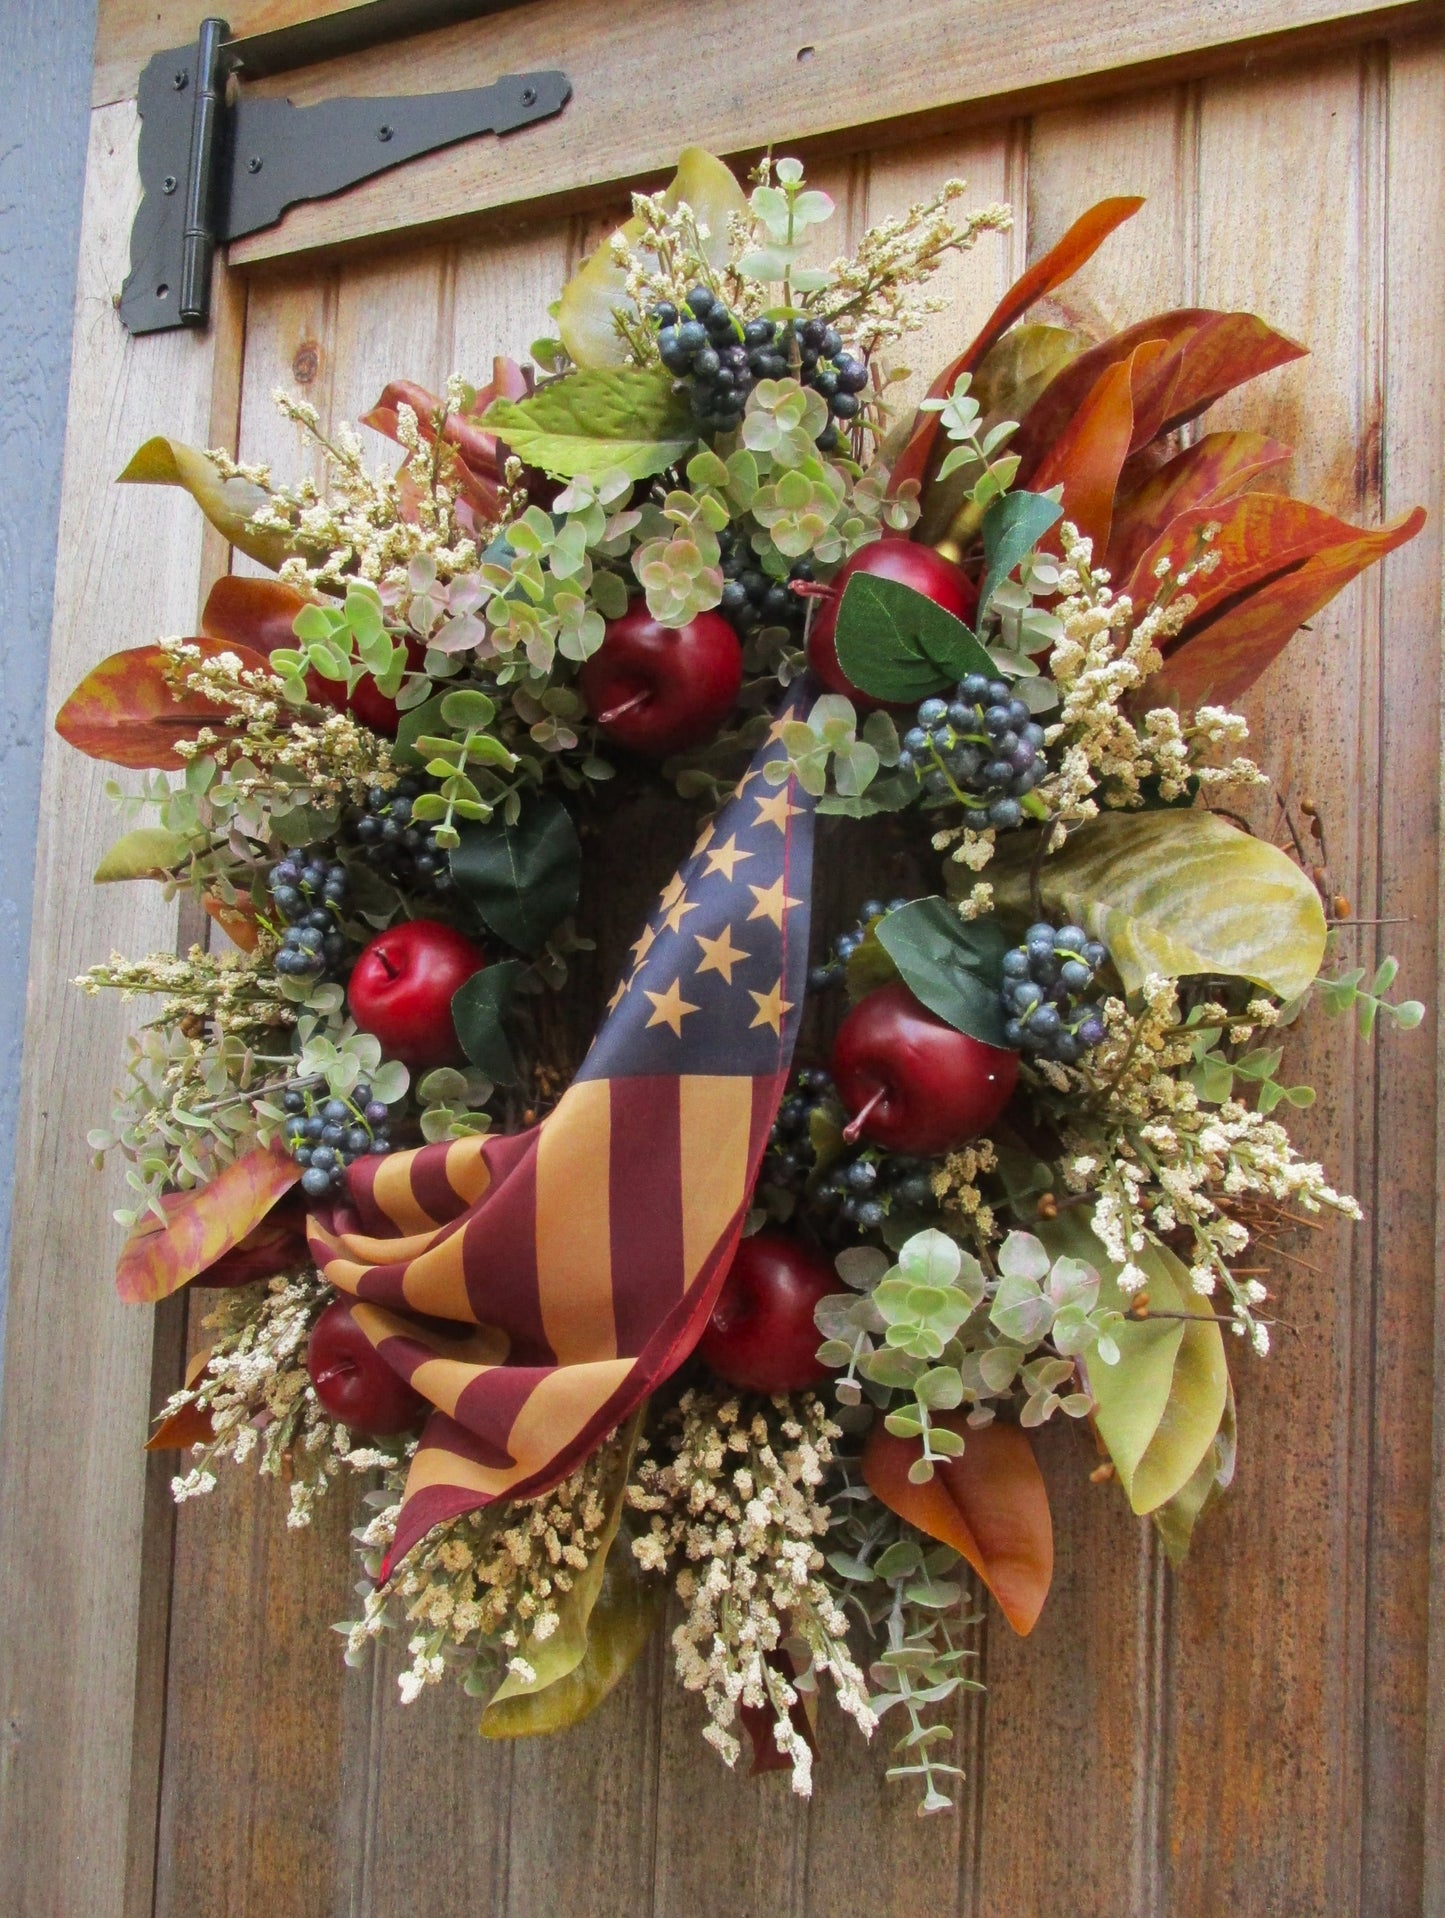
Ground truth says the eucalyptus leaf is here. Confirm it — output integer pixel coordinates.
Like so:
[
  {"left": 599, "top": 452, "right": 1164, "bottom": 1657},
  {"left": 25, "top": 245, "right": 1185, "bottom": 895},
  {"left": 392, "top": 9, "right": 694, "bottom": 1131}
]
[
  {"left": 834, "top": 573, "right": 995, "bottom": 703},
  {"left": 451, "top": 960, "right": 523, "bottom": 1085},
  {"left": 1036, "top": 1207, "right": 1229, "bottom": 1515},
  {"left": 449, "top": 794, "right": 581, "bottom": 954},
  {"left": 990, "top": 810, "right": 1327, "bottom": 1000},
  {"left": 977, "top": 490, "right": 1063, "bottom": 615},
  {"left": 480, "top": 368, "right": 695, "bottom": 483},
  {"left": 875, "top": 898, "right": 1012, "bottom": 1048}
]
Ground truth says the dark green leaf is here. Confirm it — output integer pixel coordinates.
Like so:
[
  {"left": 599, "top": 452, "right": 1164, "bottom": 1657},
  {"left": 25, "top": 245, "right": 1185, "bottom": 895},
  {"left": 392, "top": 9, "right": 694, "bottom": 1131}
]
[
  {"left": 451, "top": 960, "right": 524, "bottom": 1085},
  {"left": 393, "top": 693, "right": 455, "bottom": 770},
  {"left": 978, "top": 491, "right": 1063, "bottom": 614},
  {"left": 875, "top": 898, "right": 1012, "bottom": 1048},
  {"left": 449, "top": 793, "right": 581, "bottom": 954},
  {"left": 816, "top": 773, "right": 918, "bottom": 817},
  {"left": 834, "top": 574, "right": 996, "bottom": 703}
]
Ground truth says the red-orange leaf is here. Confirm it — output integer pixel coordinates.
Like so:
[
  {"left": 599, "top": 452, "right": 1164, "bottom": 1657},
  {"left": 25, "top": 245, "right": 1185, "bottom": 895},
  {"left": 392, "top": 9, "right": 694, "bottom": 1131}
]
[
  {"left": 201, "top": 574, "right": 309, "bottom": 654},
  {"left": 1105, "top": 430, "right": 1293, "bottom": 584},
  {"left": 1123, "top": 491, "right": 1365, "bottom": 622},
  {"left": 863, "top": 1416, "right": 1053, "bottom": 1636},
  {"left": 1029, "top": 341, "right": 1169, "bottom": 557},
  {"left": 1150, "top": 506, "right": 1426, "bottom": 709},
  {"left": 55, "top": 637, "right": 269, "bottom": 770},
  {"left": 145, "top": 1345, "right": 215, "bottom": 1450},
  {"left": 362, "top": 358, "right": 532, "bottom": 526},
  {"left": 889, "top": 196, "right": 1144, "bottom": 497},
  {"left": 190, "top": 1188, "right": 309, "bottom": 1286},
  {"left": 1015, "top": 310, "right": 1306, "bottom": 483},
  {"left": 203, "top": 891, "right": 260, "bottom": 952},
  {"left": 115, "top": 1147, "right": 302, "bottom": 1304}
]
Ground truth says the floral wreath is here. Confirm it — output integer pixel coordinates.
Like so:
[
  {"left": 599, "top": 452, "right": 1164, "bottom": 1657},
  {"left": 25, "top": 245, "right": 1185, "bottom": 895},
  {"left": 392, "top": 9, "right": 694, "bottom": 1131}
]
[{"left": 61, "top": 149, "right": 1426, "bottom": 1809}]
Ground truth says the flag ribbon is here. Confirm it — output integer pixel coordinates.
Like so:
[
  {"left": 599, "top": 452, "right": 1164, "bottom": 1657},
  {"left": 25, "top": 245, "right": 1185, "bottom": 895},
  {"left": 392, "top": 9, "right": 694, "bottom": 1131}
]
[{"left": 307, "top": 698, "right": 816, "bottom": 1573}]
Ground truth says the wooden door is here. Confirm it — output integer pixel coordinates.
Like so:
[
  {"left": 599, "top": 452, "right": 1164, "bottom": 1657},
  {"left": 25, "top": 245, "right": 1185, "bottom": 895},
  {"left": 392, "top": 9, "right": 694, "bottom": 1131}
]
[{"left": 3, "top": 4, "right": 1444, "bottom": 1914}]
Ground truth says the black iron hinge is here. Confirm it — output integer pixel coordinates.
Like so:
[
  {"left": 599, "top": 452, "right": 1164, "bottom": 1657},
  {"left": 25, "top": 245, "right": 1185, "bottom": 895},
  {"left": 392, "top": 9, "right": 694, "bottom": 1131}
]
[{"left": 120, "top": 17, "right": 570, "bottom": 336}]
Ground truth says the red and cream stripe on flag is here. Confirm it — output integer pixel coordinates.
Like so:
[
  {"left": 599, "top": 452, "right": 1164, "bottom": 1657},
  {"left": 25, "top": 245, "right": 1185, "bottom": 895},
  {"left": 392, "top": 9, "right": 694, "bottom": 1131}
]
[{"left": 307, "top": 703, "right": 816, "bottom": 1573}]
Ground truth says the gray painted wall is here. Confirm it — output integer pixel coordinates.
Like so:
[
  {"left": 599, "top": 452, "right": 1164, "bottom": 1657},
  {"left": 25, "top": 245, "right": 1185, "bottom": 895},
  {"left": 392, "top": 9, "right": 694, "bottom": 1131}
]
[{"left": 0, "top": 0, "right": 99, "bottom": 1342}]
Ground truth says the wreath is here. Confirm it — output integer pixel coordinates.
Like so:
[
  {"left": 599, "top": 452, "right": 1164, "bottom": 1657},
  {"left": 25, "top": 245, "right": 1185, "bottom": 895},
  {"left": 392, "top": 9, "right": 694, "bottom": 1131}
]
[{"left": 60, "top": 148, "right": 1426, "bottom": 1808}]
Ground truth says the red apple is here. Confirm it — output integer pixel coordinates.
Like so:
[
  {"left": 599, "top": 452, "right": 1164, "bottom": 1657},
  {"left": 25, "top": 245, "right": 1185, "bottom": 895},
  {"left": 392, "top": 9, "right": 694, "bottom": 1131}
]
[
  {"left": 306, "top": 1297, "right": 427, "bottom": 1436},
  {"left": 347, "top": 918, "right": 486, "bottom": 1068},
  {"left": 807, "top": 537, "right": 978, "bottom": 708},
  {"left": 697, "top": 1229, "right": 837, "bottom": 1394},
  {"left": 308, "top": 634, "right": 429, "bottom": 737},
  {"left": 578, "top": 600, "right": 743, "bottom": 756},
  {"left": 832, "top": 981, "right": 1018, "bottom": 1156}
]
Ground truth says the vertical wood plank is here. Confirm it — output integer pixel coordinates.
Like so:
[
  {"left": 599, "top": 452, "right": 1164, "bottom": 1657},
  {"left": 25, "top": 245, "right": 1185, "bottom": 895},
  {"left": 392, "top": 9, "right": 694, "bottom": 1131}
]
[{"left": 0, "top": 100, "right": 215, "bottom": 1918}]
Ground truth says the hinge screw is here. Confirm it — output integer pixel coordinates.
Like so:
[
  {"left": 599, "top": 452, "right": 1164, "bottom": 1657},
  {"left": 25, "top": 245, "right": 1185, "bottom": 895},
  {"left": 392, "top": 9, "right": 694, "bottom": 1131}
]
[
  {"left": 162, "top": 175, "right": 177, "bottom": 194},
  {"left": 172, "top": 69, "right": 188, "bottom": 89},
  {"left": 522, "top": 86, "right": 537, "bottom": 105},
  {"left": 247, "top": 156, "right": 263, "bottom": 173},
  {"left": 377, "top": 123, "right": 393, "bottom": 141}
]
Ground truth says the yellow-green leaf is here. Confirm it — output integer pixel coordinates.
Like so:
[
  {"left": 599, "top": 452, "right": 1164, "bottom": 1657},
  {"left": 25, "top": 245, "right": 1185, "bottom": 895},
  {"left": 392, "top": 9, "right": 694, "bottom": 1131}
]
[
  {"left": 117, "top": 437, "right": 303, "bottom": 573},
  {"left": 1151, "top": 1380, "right": 1236, "bottom": 1562},
  {"left": 478, "top": 1534, "right": 664, "bottom": 1739},
  {"left": 556, "top": 147, "right": 748, "bottom": 368},
  {"left": 482, "top": 1409, "right": 643, "bottom": 1713},
  {"left": 93, "top": 827, "right": 189, "bottom": 882},
  {"left": 1036, "top": 1206, "right": 1229, "bottom": 1515},
  {"left": 480, "top": 367, "right": 695, "bottom": 482},
  {"left": 991, "top": 809, "right": 1326, "bottom": 999}
]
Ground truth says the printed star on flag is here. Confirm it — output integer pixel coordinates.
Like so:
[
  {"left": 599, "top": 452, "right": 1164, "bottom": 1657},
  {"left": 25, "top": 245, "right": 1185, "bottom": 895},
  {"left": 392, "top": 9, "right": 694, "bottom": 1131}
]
[
  {"left": 694, "top": 927, "right": 749, "bottom": 985},
  {"left": 703, "top": 834, "right": 753, "bottom": 882},
  {"left": 747, "top": 876, "right": 802, "bottom": 930},
  {"left": 661, "top": 890, "right": 700, "bottom": 935},
  {"left": 748, "top": 979, "right": 794, "bottom": 1036},
  {"left": 643, "top": 978, "right": 699, "bottom": 1037},
  {"left": 752, "top": 787, "right": 798, "bottom": 835}
]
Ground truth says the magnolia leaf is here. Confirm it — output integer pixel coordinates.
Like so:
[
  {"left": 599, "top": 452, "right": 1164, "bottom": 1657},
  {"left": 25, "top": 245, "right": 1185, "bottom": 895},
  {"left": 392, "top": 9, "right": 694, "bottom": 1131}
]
[
  {"left": 115, "top": 1147, "right": 302, "bottom": 1303},
  {"left": 1104, "top": 431, "right": 1293, "bottom": 586},
  {"left": 189, "top": 1189, "right": 310, "bottom": 1288},
  {"left": 56, "top": 638, "right": 269, "bottom": 770},
  {"left": 890, "top": 197, "right": 1145, "bottom": 498},
  {"left": 201, "top": 574, "right": 310, "bottom": 653},
  {"left": 93, "top": 827, "right": 189, "bottom": 882},
  {"left": 863, "top": 1415, "right": 1053, "bottom": 1635},
  {"left": 1152, "top": 1380, "right": 1237, "bottom": 1562},
  {"left": 834, "top": 573, "right": 994, "bottom": 703},
  {"left": 875, "top": 897, "right": 1011, "bottom": 1048},
  {"left": 1036, "top": 1207, "right": 1229, "bottom": 1515},
  {"left": 481, "top": 367, "right": 694, "bottom": 482},
  {"left": 117, "top": 437, "right": 303, "bottom": 572},
  {"left": 449, "top": 793, "right": 581, "bottom": 954},
  {"left": 977, "top": 490, "right": 1064, "bottom": 615},
  {"left": 557, "top": 147, "right": 747, "bottom": 368},
  {"left": 451, "top": 960, "right": 524, "bottom": 1086},
  {"left": 991, "top": 809, "right": 1326, "bottom": 1000},
  {"left": 1027, "top": 341, "right": 1171, "bottom": 556},
  {"left": 203, "top": 892, "right": 261, "bottom": 952}
]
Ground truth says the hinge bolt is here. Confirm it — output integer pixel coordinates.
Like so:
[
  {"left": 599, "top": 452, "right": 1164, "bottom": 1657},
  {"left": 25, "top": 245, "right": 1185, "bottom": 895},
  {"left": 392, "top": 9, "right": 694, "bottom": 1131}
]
[
  {"left": 172, "top": 69, "right": 188, "bottom": 89},
  {"left": 377, "top": 123, "right": 393, "bottom": 141},
  {"left": 247, "top": 155, "right": 263, "bottom": 173},
  {"left": 162, "top": 175, "right": 177, "bottom": 194},
  {"left": 522, "top": 86, "right": 537, "bottom": 105}
]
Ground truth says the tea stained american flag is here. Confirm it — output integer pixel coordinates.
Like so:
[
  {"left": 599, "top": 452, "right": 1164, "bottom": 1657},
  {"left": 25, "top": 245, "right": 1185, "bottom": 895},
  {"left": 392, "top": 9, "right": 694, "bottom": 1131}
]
[{"left": 307, "top": 708, "right": 816, "bottom": 1572}]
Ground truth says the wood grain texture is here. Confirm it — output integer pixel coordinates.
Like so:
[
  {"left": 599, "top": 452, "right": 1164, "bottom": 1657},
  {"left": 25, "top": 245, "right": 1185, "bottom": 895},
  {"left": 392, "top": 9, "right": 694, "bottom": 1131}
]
[
  {"left": 223, "top": 0, "right": 1439, "bottom": 271},
  {"left": 0, "top": 99, "right": 216, "bottom": 1918},
  {"left": 19, "top": 14, "right": 1445, "bottom": 1915}
]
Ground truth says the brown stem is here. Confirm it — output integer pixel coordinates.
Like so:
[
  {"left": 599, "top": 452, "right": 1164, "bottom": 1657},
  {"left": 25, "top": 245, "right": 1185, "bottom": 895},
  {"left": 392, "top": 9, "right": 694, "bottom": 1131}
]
[{"left": 841, "top": 1086, "right": 886, "bottom": 1144}]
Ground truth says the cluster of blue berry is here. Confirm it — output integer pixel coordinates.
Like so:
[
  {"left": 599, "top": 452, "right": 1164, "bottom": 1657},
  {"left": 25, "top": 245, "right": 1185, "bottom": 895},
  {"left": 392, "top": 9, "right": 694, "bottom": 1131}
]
[
  {"left": 807, "top": 898, "right": 910, "bottom": 993},
  {"left": 269, "top": 853, "right": 349, "bottom": 977},
  {"left": 352, "top": 778, "right": 454, "bottom": 894},
  {"left": 281, "top": 1083, "right": 393, "bottom": 1198},
  {"left": 717, "top": 525, "right": 814, "bottom": 642},
  {"left": 1001, "top": 923, "right": 1109, "bottom": 1063},
  {"left": 651, "top": 288, "right": 868, "bottom": 446},
  {"left": 816, "top": 1149, "right": 934, "bottom": 1231},
  {"left": 897, "top": 676, "right": 1049, "bottom": 831},
  {"left": 763, "top": 1065, "right": 834, "bottom": 1190}
]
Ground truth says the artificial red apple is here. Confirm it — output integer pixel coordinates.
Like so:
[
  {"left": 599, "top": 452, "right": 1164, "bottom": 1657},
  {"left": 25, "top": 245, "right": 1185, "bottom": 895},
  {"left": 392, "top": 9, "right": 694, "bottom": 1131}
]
[
  {"left": 306, "top": 1297, "right": 428, "bottom": 1435},
  {"left": 807, "top": 537, "right": 978, "bottom": 707},
  {"left": 347, "top": 918, "right": 486, "bottom": 1068},
  {"left": 832, "top": 981, "right": 1018, "bottom": 1156},
  {"left": 578, "top": 600, "right": 743, "bottom": 756},
  {"left": 697, "top": 1229, "right": 837, "bottom": 1394},
  {"left": 307, "top": 633, "right": 429, "bottom": 737}
]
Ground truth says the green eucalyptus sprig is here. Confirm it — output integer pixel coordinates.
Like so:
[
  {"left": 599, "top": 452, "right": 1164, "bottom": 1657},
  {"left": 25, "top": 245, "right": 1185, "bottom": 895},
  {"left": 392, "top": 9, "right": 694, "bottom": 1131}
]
[{"left": 1317, "top": 954, "right": 1424, "bottom": 1036}]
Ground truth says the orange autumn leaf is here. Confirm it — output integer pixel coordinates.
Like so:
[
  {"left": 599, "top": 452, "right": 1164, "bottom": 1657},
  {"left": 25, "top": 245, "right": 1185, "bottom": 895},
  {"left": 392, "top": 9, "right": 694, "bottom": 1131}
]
[
  {"left": 55, "top": 637, "right": 269, "bottom": 770},
  {"left": 203, "top": 891, "right": 260, "bottom": 952},
  {"left": 863, "top": 1417, "right": 1053, "bottom": 1636},
  {"left": 145, "top": 1345, "right": 215, "bottom": 1451},
  {"left": 201, "top": 574, "right": 309, "bottom": 654},
  {"left": 1123, "top": 491, "right": 1369, "bottom": 621},
  {"left": 190, "top": 1188, "right": 309, "bottom": 1287},
  {"left": 1150, "top": 506, "right": 1426, "bottom": 709},
  {"left": 1105, "top": 430, "right": 1293, "bottom": 585},
  {"left": 115, "top": 1146, "right": 302, "bottom": 1304},
  {"left": 889, "top": 196, "right": 1144, "bottom": 497},
  {"left": 1028, "top": 341, "right": 1170, "bottom": 557},
  {"left": 1014, "top": 310, "right": 1305, "bottom": 489},
  {"left": 362, "top": 357, "right": 532, "bottom": 525}
]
